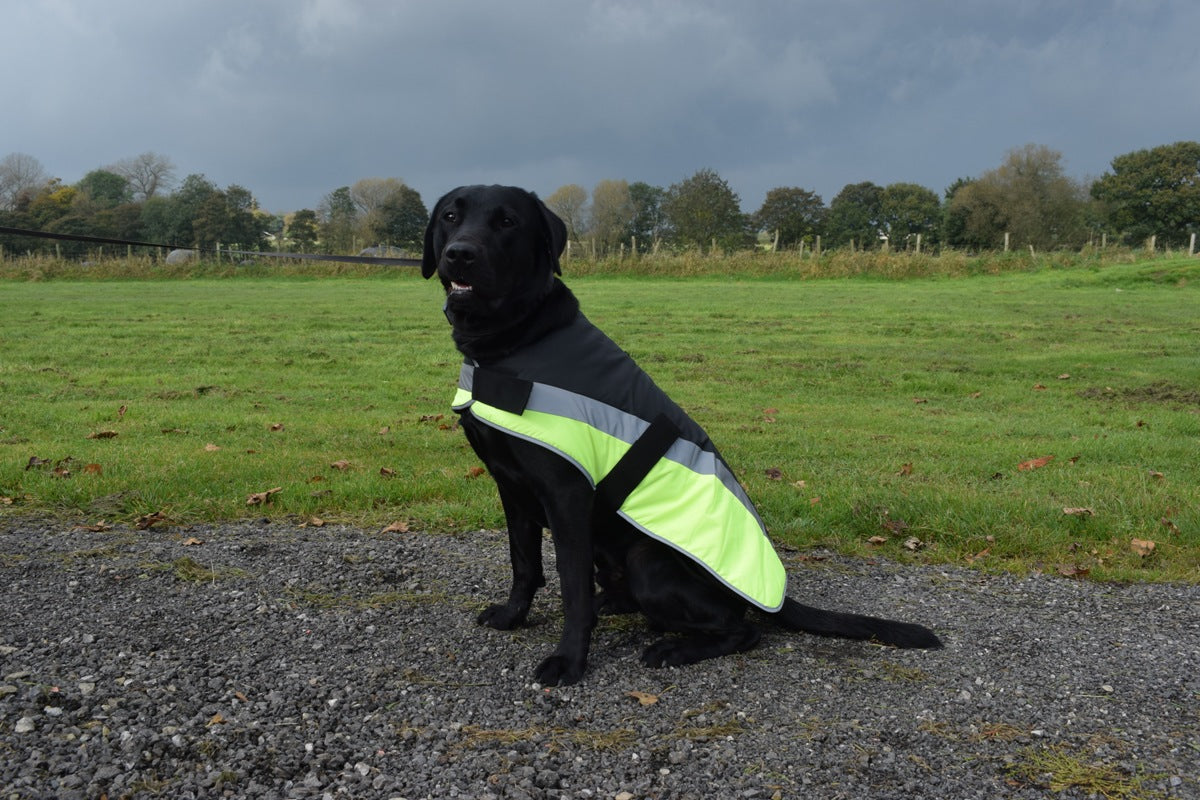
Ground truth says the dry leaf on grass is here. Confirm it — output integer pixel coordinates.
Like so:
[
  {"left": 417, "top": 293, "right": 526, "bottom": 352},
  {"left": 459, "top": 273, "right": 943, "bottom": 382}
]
[
  {"left": 246, "top": 487, "right": 282, "bottom": 506},
  {"left": 1130, "top": 538, "right": 1156, "bottom": 557},
  {"left": 1017, "top": 455, "right": 1054, "bottom": 472},
  {"left": 1062, "top": 507, "right": 1095, "bottom": 517},
  {"left": 380, "top": 521, "right": 410, "bottom": 534},
  {"left": 86, "top": 430, "right": 118, "bottom": 440},
  {"left": 626, "top": 691, "right": 659, "bottom": 706}
]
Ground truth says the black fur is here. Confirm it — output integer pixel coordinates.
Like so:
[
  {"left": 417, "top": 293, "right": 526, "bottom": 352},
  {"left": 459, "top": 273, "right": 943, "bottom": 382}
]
[{"left": 424, "top": 185, "right": 941, "bottom": 686}]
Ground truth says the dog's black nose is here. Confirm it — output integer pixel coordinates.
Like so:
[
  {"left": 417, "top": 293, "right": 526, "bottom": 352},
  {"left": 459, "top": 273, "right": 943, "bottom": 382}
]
[{"left": 444, "top": 241, "right": 478, "bottom": 266}]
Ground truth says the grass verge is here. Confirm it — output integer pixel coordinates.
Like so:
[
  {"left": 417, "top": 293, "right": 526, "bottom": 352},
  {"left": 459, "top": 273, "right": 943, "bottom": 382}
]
[{"left": 1, "top": 258, "right": 1197, "bottom": 581}]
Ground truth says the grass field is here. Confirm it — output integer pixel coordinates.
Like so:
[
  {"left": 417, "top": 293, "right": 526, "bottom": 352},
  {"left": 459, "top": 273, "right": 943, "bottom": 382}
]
[{"left": 1, "top": 258, "right": 1197, "bottom": 581}]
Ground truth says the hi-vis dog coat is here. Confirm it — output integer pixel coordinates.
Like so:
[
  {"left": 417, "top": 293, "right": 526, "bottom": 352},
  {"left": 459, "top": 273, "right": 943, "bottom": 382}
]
[{"left": 451, "top": 313, "right": 786, "bottom": 611}]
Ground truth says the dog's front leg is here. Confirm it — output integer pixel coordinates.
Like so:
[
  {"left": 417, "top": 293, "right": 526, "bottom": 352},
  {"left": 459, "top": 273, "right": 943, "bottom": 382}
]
[
  {"left": 534, "top": 501, "right": 597, "bottom": 686},
  {"left": 478, "top": 485, "right": 545, "bottom": 630}
]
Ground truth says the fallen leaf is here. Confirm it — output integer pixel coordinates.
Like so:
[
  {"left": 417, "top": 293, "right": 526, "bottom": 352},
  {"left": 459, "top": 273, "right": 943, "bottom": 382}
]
[
  {"left": 234, "top": 691, "right": 248, "bottom": 702},
  {"left": 181, "top": 537, "right": 205, "bottom": 546},
  {"left": 83, "top": 463, "right": 103, "bottom": 475},
  {"left": 246, "top": 487, "right": 283, "bottom": 506},
  {"left": 73, "top": 521, "right": 112, "bottom": 532},
  {"left": 897, "top": 462, "right": 913, "bottom": 476},
  {"left": 1062, "top": 507, "right": 1095, "bottom": 517},
  {"left": 867, "top": 536, "right": 888, "bottom": 546},
  {"left": 1130, "top": 538, "right": 1156, "bottom": 557},
  {"left": 626, "top": 690, "right": 659, "bottom": 706},
  {"left": 161, "top": 428, "right": 188, "bottom": 435},
  {"left": 1136, "top": 419, "right": 1146, "bottom": 427},
  {"left": 1057, "top": 564, "right": 1090, "bottom": 578},
  {"left": 1033, "top": 384, "right": 1047, "bottom": 391},
  {"left": 1161, "top": 518, "right": 1180, "bottom": 535},
  {"left": 467, "top": 466, "right": 486, "bottom": 479},
  {"left": 1148, "top": 471, "right": 1164, "bottom": 481},
  {"left": 380, "top": 521, "right": 410, "bottom": 534},
  {"left": 809, "top": 496, "right": 821, "bottom": 506},
  {"left": 1057, "top": 373, "right": 1070, "bottom": 380},
  {"left": 969, "top": 391, "right": 982, "bottom": 399},
  {"left": 882, "top": 518, "right": 909, "bottom": 535},
  {"left": 1068, "top": 455, "right": 1081, "bottom": 464},
  {"left": 305, "top": 517, "right": 325, "bottom": 527},
  {"left": 269, "top": 423, "right": 285, "bottom": 432},
  {"left": 25, "top": 456, "right": 50, "bottom": 470},
  {"left": 308, "top": 475, "right": 324, "bottom": 483},
  {"left": 204, "top": 443, "right": 222, "bottom": 452},
  {"left": 967, "top": 547, "right": 991, "bottom": 564},
  {"left": 1, "top": 496, "right": 15, "bottom": 505},
  {"left": 912, "top": 397, "right": 928, "bottom": 404},
  {"left": 52, "top": 464, "right": 71, "bottom": 479},
  {"left": 206, "top": 713, "right": 226, "bottom": 727},
  {"left": 86, "top": 430, "right": 118, "bottom": 439},
  {"left": 377, "top": 426, "right": 390, "bottom": 435},
  {"left": 903, "top": 536, "right": 924, "bottom": 551},
  {"left": 330, "top": 460, "right": 351, "bottom": 471},
  {"left": 419, "top": 414, "right": 444, "bottom": 423},
  {"left": 135, "top": 511, "right": 166, "bottom": 530},
  {"left": 792, "top": 480, "right": 807, "bottom": 489},
  {"left": 764, "top": 467, "right": 783, "bottom": 481},
  {"left": 118, "top": 404, "right": 127, "bottom": 418},
  {"left": 379, "top": 467, "right": 397, "bottom": 478},
  {"left": 1017, "top": 455, "right": 1054, "bottom": 472}
]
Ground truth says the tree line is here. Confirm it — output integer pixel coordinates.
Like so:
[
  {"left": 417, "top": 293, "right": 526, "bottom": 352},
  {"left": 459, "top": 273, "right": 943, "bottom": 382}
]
[{"left": 2, "top": 141, "right": 1197, "bottom": 260}]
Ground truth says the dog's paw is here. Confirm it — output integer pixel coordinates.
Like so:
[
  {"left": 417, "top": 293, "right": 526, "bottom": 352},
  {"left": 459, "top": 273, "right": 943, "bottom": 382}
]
[
  {"left": 477, "top": 603, "right": 526, "bottom": 630},
  {"left": 640, "top": 638, "right": 688, "bottom": 668},
  {"left": 534, "top": 654, "right": 586, "bottom": 686}
]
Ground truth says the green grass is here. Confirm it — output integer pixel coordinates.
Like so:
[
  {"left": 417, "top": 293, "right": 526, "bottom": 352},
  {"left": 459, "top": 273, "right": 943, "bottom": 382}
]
[{"left": 1, "top": 258, "right": 1197, "bottom": 581}]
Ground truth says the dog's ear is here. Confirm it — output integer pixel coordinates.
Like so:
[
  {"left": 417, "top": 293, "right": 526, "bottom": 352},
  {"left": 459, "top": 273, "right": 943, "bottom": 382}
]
[
  {"left": 535, "top": 195, "right": 568, "bottom": 276},
  {"left": 422, "top": 189, "right": 457, "bottom": 279}
]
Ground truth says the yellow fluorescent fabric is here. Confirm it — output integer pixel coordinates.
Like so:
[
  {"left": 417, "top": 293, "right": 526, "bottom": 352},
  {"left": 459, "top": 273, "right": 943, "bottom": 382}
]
[{"left": 453, "top": 388, "right": 786, "bottom": 611}]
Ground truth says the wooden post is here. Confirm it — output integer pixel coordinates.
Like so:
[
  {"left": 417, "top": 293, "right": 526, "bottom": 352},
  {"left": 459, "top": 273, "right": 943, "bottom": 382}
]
[
  {"left": 916, "top": 233, "right": 922, "bottom": 254},
  {"left": 566, "top": 241, "right": 572, "bottom": 259},
  {"left": 631, "top": 236, "right": 638, "bottom": 257},
  {"left": 1028, "top": 244, "right": 1035, "bottom": 256},
  {"left": 798, "top": 240, "right": 805, "bottom": 258},
  {"left": 711, "top": 237, "right": 717, "bottom": 253},
  {"left": 1147, "top": 235, "right": 1156, "bottom": 253},
  {"left": 1003, "top": 232, "right": 1010, "bottom": 252},
  {"left": 1102, "top": 232, "right": 1107, "bottom": 249},
  {"left": 1190, "top": 232, "right": 1196, "bottom": 255},
  {"left": 772, "top": 229, "right": 780, "bottom": 252},
  {"left": 815, "top": 235, "right": 821, "bottom": 257}
]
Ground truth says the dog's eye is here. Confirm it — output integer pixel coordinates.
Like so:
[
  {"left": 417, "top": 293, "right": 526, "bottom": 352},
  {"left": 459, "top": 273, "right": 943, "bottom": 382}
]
[
  {"left": 442, "top": 210, "right": 458, "bottom": 223},
  {"left": 499, "top": 216, "right": 516, "bottom": 228}
]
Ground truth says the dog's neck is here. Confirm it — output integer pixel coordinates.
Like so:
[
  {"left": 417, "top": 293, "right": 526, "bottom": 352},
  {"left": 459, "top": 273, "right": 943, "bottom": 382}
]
[{"left": 450, "top": 278, "right": 581, "bottom": 363}]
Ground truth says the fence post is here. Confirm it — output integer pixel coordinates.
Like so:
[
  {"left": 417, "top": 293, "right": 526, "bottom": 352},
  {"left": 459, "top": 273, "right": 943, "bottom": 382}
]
[
  {"left": 772, "top": 229, "right": 780, "bottom": 252},
  {"left": 916, "top": 233, "right": 922, "bottom": 254},
  {"left": 1190, "top": 232, "right": 1196, "bottom": 255},
  {"left": 631, "top": 236, "right": 638, "bottom": 257},
  {"left": 1146, "top": 235, "right": 1156, "bottom": 253},
  {"left": 1102, "top": 232, "right": 1107, "bottom": 249},
  {"left": 815, "top": 235, "right": 821, "bottom": 257},
  {"left": 1003, "top": 232, "right": 1010, "bottom": 252}
]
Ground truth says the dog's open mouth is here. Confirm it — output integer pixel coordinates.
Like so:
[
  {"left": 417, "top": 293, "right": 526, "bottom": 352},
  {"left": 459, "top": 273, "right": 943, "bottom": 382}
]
[{"left": 449, "top": 281, "right": 473, "bottom": 294}]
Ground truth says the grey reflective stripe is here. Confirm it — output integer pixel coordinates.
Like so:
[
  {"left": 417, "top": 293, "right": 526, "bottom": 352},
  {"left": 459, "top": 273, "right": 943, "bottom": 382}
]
[{"left": 458, "top": 362, "right": 767, "bottom": 535}]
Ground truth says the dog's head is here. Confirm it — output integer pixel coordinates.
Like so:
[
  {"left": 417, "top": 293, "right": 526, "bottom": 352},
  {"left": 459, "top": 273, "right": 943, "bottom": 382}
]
[{"left": 422, "top": 185, "right": 568, "bottom": 328}]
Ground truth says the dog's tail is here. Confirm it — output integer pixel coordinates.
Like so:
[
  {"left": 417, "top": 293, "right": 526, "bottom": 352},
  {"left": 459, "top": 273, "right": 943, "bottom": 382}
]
[{"left": 771, "top": 598, "right": 942, "bottom": 649}]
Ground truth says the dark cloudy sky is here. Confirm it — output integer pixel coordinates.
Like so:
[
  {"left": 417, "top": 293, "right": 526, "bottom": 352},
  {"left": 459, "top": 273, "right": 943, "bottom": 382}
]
[{"left": 5, "top": 0, "right": 1197, "bottom": 215}]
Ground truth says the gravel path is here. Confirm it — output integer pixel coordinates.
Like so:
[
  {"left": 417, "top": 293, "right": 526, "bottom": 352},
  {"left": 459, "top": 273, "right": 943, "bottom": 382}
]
[{"left": 0, "top": 517, "right": 1196, "bottom": 799}]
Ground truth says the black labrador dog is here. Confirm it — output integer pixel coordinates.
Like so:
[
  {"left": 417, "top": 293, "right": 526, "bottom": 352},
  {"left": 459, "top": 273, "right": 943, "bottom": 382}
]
[{"left": 423, "top": 185, "right": 940, "bottom": 686}]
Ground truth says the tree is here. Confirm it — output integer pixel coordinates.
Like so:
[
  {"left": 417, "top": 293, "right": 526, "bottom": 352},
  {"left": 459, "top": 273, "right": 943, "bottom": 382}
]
[
  {"left": 753, "top": 187, "right": 825, "bottom": 248},
  {"left": 940, "top": 178, "right": 974, "bottom": 248},
  {"left": 0, "top": 152, "right": 48, "bottom": 210},
  {"left": 626, "top": 182, "right": 667, "bottom": 248},
  {"left": 589, "top": 179, "right": 634, "bottom": 255},
  {"left": 76, "top": 169, "right": 132, "bottom": 207},
  {"left": 371, "top": 184, "right": 427, "bottom": 249},
  {"left": 946, "top": 144, "right": 1089, "bottom": 250},
  {"left": 545, "top": 184, "right": 589, "bottom": 243},
  {"left": 879, "top": 183, "right": 941, "bottom": 248},
  {"left": 825, "top": 182, "right": 884, "bottom": 248},
  {"left": 288, "top": 209, "right": 319, "bottom": 252},
  {"left": 1091, "top": 140, "right": 1200, "bottom": 247},
  {"left": 319, "top": 186, "right": 358, "bottom": 253},
  {"left": 662, "top": 168, "right": 748, "bottom": 251},
  {"left": 111, "top": 152, "right": 175, "bottom": 201}
]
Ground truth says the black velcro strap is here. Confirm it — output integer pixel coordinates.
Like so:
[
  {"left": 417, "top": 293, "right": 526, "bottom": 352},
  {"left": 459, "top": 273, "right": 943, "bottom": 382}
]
[
  {"left": 472, "top": 367, "right": 533, "bottom": 415},
  {"left": 594, "top": 413, "right": 681, "bottom": 515}
]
